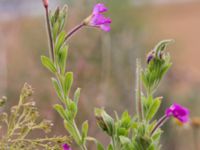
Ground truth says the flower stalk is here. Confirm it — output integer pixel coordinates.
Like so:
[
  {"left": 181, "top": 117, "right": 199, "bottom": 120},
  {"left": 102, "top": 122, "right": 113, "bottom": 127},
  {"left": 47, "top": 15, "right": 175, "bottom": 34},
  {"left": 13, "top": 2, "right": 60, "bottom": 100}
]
[
  {"left": 150, "top": 115, "right": 168, "bottom": 136},
  {"left": 65, "top": 22, "right": 85, "bottom": 41}
]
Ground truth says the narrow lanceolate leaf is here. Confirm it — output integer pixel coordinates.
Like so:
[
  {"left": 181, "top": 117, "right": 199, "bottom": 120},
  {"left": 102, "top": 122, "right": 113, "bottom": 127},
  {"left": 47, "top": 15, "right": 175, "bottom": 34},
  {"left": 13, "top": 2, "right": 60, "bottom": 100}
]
[
  {"left": 58, "top": 45, "right": 68, "bottom": 74},
  {"left": 81, "top": 120, "right": 89, "bottom": 144},
  {"left": 41, "top": 56, "right": 57, "bottom": 73},
  {"left": 68, "top": 101, "right": 77, "bottom": 119},
  {"left": 53, "top": 104, "right": 68, "bottom": 120},
  {"left": 51, "top": 78, "right": 64, "bottom": 101},
  {"left": 55, "top": 31, "right": 66, "bottom": 53},
  {"left": 146, "top": 98, "right": 161, "bottom": 121},
  {"left": 64, "top": 72, "right": 73, "bottom": 96},
  {"left": 74, "top": 88, "right": 81, "bottom": 104}
]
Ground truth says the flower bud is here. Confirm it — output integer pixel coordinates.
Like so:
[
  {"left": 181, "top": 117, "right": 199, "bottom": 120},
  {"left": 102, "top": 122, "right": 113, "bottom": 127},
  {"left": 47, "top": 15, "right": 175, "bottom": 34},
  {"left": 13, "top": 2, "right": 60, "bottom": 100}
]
[
  {"left": 95, "top": 108, "right": 114, "bottom": 136},
  {"left": 146, "top": 50, "right": 155, "bottom": 64},
  {"left": 42, "top": 0, "right": 48, "bottom": 8}
]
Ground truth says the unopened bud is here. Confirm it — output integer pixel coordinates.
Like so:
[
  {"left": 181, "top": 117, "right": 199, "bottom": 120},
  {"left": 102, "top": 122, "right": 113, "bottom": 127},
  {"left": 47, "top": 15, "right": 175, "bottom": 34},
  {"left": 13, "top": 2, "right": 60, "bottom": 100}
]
[
  {"left": 42, "top": 0, "right": 48, "bottom": 8},
  {"left": 146, "top": 50, "right": 155, "bottom": 64},
  {"left": 95, "top": 108, "right": 114, "bottom": 136}
]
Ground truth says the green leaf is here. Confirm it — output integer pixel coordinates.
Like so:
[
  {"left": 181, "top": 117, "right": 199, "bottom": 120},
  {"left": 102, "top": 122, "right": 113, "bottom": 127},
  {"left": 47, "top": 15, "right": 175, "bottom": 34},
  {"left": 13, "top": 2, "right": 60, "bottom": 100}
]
[
  {"left": 117, "top": 128, "right": 128, "bottom": 136},
  {"left": 147, "top": 144, "right": 155, "bottom": 150},
  {"left": 146, "top": 98, "right": 161, "bottom": 121},
  {"left": 55, "top": 31, "right": 66, "bottom": 53},
  {"left": 74, "top": 88, "right": 81, "bottom": 104},
  {"left": 58, "top": 46, "right": 68, "bottom": 74},
  {"left": 51, "top": 78, "right": 63, "bottom": 101},
  {"left": 121, "top": 111, "right": 131, "bottom": 129},
  {"left": 53, "top": 104, "right": 67, "bottom": 120},
  {"left": 52, "top": 22, "right": 60, "bottom": 42},
  {"left": 107, "top": 144, "right": 113, "bottom": 150},
  {"left": 41, "top": 56, "right": 57, "bottom": 73},
  {"left": 119, "top": 136, "right": 131, "bottom": 144},
  {"left": 97, "top": 142, "right": 105, "bottom": 150},
  {"left": 68, "top": 101, "right": 77, "bottom": 119},
  {"left": 81, "top": 120, "right": 89, "bottom": 144},
  {"left": 64, "top": 72, "right": 73, "bottom": 96}
]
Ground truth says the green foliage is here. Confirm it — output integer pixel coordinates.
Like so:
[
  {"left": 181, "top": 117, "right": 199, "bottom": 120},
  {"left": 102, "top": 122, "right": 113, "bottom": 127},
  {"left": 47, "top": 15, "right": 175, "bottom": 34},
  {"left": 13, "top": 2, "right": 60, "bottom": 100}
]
[
  {"left": 41, "top": 55, "right": 57, "bottom": 73},
  {"left": 0, "top": 83, "right": 70, "bottom": 150}
]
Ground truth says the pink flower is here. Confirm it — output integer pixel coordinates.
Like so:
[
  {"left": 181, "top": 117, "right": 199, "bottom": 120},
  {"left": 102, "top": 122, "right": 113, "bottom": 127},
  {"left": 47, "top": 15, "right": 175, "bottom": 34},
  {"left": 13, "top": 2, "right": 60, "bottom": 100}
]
[
  {"left": 86, "top": 3, "right": 112, "bottom": 32},
  {"left": 165, "top": 103, "right": 189, "bottom": 123},
  {"left": 62, "top": 143, "right": 72, "bottom": 150},
  {"left": 42, "top": 0, "right": 48, "bottom": 8}
]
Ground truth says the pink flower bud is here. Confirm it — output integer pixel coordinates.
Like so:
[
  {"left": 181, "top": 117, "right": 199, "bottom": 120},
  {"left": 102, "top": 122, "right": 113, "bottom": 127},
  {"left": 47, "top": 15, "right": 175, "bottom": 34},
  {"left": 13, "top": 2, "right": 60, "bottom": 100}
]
[{"left": 42, "top": 0, "right": 48, "bottom": 8}]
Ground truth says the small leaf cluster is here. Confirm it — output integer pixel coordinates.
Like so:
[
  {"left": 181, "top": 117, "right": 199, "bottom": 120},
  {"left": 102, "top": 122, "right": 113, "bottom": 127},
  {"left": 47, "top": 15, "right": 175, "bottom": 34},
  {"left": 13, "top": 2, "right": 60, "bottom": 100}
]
[{"left": 0, "top": 83, "right": 70, "bottom": 150}]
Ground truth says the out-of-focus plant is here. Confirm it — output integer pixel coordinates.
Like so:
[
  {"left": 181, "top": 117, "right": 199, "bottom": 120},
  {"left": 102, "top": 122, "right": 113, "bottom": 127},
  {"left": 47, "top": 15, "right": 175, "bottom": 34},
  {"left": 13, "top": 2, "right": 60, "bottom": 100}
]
[
  {"left": 190, "top": 117, "right": 200, "bottom": 150},
  {"left": 41, "top": 0, "right": 190, "bottom": 150},
  {"left": 0, "top": 83, "right": 70, "bottom": 149}
]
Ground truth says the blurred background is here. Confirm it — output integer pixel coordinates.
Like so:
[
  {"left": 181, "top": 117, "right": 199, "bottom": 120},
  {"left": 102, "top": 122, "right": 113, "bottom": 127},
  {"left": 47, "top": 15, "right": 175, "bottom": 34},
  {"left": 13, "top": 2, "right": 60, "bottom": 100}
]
[{"left": 0, "top": 0, "right": 200, "bottom": 149}]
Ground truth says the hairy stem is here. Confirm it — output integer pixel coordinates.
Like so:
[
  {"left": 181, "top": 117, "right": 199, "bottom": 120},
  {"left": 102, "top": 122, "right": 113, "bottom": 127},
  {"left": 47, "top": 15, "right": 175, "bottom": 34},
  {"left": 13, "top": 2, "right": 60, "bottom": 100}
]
[{"left": 136, "top": 59, "right": 143, "bottom": 121}]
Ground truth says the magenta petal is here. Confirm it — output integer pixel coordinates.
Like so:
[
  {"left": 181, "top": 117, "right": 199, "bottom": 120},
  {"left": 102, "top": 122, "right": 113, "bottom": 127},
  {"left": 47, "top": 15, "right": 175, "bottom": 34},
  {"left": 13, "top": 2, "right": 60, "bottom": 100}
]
[
  {"left": 87, "top": 3, "right": 111, "bottom": 32},
  {"left": 93, "top": 3, "right": 108, "bottom": 14},
  {"left": 100, "top": 24, "right": 111, "bottom": 32},
  {"left": 165, "top": 103, "right": 189, "bottom": 123},
  {"left": 62, "top": 144, "right": 72, "bottom": 150},
  {"left": 90, "top": 14, "right": 111, "bottom": 26}
]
